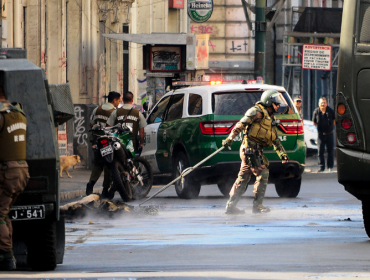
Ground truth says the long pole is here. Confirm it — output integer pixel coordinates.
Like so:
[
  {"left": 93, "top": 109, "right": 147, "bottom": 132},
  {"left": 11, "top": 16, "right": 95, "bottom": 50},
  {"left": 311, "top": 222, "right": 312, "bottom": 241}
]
[{"left": 255, "top": 0, "right": 266, "bottom": 80}]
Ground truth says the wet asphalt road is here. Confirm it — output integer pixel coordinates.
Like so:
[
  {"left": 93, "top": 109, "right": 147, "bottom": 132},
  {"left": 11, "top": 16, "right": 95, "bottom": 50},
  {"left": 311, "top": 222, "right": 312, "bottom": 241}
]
[{"left": 3, "top": 171, "right": 370, "bottom": 280}]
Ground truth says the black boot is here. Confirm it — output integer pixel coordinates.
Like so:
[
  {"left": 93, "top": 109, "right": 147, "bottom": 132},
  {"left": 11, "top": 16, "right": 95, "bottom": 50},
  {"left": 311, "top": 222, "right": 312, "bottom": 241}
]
[
  {"left": 86, "top": 181, "right": 96, "bottom": 196},
  {"left": 101, "top": 187, "right": 110, "bottom": 199},
  {"left": 0, "top": 253, "right": 16, "bottom": 271}
]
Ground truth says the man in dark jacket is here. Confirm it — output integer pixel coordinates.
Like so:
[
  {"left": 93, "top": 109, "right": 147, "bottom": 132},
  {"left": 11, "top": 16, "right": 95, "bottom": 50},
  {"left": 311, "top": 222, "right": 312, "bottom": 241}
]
[{"left": 312, "top": 97, "right": 335, "bottom": 172}]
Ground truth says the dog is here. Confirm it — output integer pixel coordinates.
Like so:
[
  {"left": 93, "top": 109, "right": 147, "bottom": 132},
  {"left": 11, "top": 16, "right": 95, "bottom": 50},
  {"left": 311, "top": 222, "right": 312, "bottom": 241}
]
[{"left": 60, "top": 155, "right": 81, "bottom": 178}]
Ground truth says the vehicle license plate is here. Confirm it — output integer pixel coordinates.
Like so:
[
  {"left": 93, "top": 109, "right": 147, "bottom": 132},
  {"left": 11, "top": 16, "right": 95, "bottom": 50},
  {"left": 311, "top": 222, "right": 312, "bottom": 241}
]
[
  {"left": 9, "top": 205, "right": 45, "bottom": 220},
  {"left": 100, "top": 145, "right": 113, "bottom": 156}
]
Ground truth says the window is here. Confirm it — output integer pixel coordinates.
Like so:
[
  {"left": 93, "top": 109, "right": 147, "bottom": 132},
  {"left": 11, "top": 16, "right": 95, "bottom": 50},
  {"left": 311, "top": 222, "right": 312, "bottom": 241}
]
[
  {"left": 357, "top": 1, "right": 370, "bottom": 53},
  {"left": 148, "top": 96, "right": 171, "bottom": 124},
  {"left": 188, "top": 94, "right": 202, "bottom": 115},
  {"left": 212, "top": 91, "right": 295, "bottom": 115},
  {"left": 165, "top": 94, "right": 184, "bottom": 121}
]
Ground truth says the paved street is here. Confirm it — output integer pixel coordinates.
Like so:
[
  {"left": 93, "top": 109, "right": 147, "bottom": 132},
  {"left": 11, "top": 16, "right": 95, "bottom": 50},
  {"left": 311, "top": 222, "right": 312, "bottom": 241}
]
[{"left": 2, "top": 156, "right": 370, "bottom": 280}]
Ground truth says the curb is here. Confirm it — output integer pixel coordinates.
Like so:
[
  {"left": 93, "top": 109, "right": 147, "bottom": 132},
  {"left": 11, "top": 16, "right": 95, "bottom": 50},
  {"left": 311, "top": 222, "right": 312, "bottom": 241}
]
[{"left": 60, "top": 187, "right": 103, "bottom": 202}]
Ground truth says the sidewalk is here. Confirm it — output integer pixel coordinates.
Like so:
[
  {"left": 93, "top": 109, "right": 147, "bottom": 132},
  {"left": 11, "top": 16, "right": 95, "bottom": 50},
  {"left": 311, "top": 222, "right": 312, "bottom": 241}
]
[{"left": 59, "top": 154, "right": 335, "bottom": 202}]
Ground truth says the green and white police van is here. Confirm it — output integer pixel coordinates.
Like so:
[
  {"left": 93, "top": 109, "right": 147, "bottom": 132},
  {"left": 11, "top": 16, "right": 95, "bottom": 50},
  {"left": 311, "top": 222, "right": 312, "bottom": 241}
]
[{"left": 141, "top": 83, "right": 306, "bottom": 199}]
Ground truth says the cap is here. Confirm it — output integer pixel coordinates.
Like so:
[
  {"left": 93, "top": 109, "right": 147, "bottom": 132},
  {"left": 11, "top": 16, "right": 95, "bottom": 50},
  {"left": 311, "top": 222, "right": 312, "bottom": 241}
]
[{"left": 294, "top": 95, "right": 302, "bottom": 102}]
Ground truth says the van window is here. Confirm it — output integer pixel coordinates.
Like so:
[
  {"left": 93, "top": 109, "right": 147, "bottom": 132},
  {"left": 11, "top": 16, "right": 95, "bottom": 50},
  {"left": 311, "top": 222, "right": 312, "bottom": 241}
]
[
  {"left": 212, "top": 91, "right": 295, "bottom": 115},
  {"left": 148, "top": 96, "right": 171, "bottom": 124},
  {"left": 165, "top": 94, "right": 184, "bottom": 121},
  {"left": 188, "top": 94, "right": 202, "bottom": 115}
]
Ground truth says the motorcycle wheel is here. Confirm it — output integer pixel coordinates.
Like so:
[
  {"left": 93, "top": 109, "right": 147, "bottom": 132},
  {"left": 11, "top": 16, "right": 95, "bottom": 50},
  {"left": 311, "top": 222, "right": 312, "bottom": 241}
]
[
  {"left": 131, "top": 157, "right": 153, "bottom": 200},
  {"left": 111, "top": 159, "right": 132, "bottom": 201}
]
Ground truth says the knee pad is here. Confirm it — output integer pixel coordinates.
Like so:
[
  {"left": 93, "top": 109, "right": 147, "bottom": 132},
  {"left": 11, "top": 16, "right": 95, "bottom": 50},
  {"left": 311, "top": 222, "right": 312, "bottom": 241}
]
[{"left": 261, "top": 169, "right": 269, "bottom": 181}]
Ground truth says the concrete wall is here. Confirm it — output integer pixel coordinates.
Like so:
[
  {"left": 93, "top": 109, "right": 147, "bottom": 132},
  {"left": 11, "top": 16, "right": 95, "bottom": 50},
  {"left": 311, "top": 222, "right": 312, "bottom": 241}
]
[{"left": 1, "top": 0, "right": 133, "bottom": 105}]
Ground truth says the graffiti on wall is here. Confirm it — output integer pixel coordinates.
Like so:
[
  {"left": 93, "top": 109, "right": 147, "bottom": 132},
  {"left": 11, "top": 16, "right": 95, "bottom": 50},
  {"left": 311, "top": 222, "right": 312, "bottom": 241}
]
[{"left": 74, "top": 106, "right": 88, "bottom": 146}]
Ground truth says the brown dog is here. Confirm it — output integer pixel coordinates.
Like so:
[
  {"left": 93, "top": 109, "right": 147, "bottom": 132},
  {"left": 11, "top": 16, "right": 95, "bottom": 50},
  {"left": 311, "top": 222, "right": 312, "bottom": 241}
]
[{"left": 60, "top": 155, "right": 81, "bottom": 178}]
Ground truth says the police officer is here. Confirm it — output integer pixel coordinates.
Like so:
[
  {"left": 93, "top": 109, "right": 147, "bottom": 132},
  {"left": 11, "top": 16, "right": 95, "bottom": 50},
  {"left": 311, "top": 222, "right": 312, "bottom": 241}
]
[
  {"left": 86, "top": 91, "right": 121, "bottom": 196},
  {"left": 222, "top": 90, "right": 289, "bottom": 215},
  {"left": 107, "top": 91, "right": 147, "bottom": 152},
  {"left": 293, "top": 96, "right": 303, "bottom": 120},
  {"left": 0, "top": 86, "right": 29, "bottom": 270}
]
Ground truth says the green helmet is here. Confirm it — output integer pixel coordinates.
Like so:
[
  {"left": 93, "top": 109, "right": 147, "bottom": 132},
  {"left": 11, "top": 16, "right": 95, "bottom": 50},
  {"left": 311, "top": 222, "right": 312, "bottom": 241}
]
[{"left": 258, "top": 89, "right": 288, "bottom": 113}]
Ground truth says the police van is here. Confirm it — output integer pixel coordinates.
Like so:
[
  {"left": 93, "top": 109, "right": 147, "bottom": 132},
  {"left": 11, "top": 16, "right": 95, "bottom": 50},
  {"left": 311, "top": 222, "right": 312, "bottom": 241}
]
[{"left": 141, "top": 83, "right": 306, "bottom": 199}]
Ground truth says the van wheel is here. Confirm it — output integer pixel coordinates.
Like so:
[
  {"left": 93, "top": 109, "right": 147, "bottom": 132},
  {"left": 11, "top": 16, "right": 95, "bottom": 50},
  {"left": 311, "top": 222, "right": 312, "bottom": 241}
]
[
  {"left": 27, "top": 219, "right": 57, "bottom": 271},
  {"left": 275, "top": 178, "right": 301, "bottom": 198},
  {"left": 174, "top": 152, "right": 201, "bottom": 199},
  {"left": 217, "top": 177, "right": 248, "bottom": 197},
  {"left": 362, "top": 200, "right": 370, "bottom": 238}
]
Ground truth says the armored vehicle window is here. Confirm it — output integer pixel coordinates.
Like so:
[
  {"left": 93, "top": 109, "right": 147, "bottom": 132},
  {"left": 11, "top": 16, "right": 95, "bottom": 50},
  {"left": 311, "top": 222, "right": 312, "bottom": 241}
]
[
  {"left": 357, "top": 1, "right": 370, "bottom": 53},
  {"left": 148, "top": 96, "right": 171, "bottom": 124},
  {"left": 166, "top": 94, "right": 184, "bottom": 121},
  {"left": 188, "top": 94, "right": 202, "bottom": 115}
]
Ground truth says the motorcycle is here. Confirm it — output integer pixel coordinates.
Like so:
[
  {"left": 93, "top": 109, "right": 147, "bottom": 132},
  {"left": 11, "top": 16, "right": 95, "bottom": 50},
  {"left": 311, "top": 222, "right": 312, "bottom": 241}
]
[{"left": 91, "top": 124, "right": 153, "bottom": 201}]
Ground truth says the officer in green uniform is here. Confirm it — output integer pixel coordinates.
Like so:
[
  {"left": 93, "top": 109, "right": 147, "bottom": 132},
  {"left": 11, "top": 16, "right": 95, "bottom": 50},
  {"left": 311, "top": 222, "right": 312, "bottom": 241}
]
[
  {"left": 0, "top": 86, "right": 29, "bottom": 270},
  {"left": 86, "top": 91, "right": 121, "bottom": 196},
  {"left": 222, "top": 90, "right": 289, "bottom": 215},
  {"left": 107, "top": 91, "right": 147, "bottom": 152}
]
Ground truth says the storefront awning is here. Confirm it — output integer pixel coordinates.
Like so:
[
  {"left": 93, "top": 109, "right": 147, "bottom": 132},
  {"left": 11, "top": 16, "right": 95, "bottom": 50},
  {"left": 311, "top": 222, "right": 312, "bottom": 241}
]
[{"left": 102, "top": 33, "right": 189, "bottom": 45}]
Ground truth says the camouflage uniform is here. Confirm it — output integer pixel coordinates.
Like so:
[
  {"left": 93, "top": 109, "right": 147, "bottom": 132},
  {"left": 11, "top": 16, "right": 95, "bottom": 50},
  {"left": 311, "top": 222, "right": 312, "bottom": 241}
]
[
  {"left": 0, "top": 101, "right": 29, "bottom": 269},
  {"left": 224, "top": 100, "right": 288, "bottom": 214}
]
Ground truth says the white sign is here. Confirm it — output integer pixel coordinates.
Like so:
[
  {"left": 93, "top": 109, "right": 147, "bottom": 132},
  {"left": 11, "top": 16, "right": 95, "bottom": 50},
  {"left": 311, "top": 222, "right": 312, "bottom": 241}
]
[{"left": 302, "top": 44, "right": 332, "bottom": 71}]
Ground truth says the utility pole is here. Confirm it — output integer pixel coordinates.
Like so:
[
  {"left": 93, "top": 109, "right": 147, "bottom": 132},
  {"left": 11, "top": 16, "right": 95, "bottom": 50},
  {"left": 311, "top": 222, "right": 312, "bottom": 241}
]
[{"left": 254, "top": 0, "right": 266, "bottom": 80}]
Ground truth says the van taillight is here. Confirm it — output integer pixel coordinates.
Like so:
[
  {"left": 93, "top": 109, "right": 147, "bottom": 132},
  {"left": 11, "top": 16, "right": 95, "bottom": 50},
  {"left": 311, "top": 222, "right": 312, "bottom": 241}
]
[
  {"left": 336, "top": 92, "right": 358, "bottom": 146},
  {"left": 278, "top": 120, "right": 304, "bottom": 134},
  {"left": 347, "top": 133, "right": 356, "bottom": 144},
  {"left": 200, "top": 121, "right": 238, "bottom": 135},
  {"left": 341, "top": 119, "right": 352, "bottom": 130}
]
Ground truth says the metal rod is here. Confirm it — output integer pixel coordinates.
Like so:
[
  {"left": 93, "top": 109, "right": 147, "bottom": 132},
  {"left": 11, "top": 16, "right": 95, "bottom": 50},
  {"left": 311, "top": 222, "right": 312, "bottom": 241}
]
[{"left": 139, "top": 146, "right": 226, "bottom": 206}]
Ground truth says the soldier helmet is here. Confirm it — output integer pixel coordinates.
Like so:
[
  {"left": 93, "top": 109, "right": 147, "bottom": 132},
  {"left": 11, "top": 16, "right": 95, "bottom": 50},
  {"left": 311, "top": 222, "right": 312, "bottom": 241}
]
[{"left": 258, "top": 89, "right": 288, "bottom": 114}]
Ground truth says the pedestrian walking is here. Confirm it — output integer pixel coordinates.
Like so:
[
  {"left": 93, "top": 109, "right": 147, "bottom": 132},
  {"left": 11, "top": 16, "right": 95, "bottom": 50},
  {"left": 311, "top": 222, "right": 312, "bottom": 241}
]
[
  {"left": 293, "top": 96, "right": 303, "bottom": 119},
  {"left": 0, "top": 86, "right": 29, "bottom": 270},
  {"left": 86, "top": 91, "right": 121, "bottom": 196},
  {"left": 312, "top": 97, "right": 335, "bottom": 172},
  {"left": 107, "top": 91, "right": 147, "bottom": 153},
  {"left": 222, "top": 90, "right": 289, "bottom": 215}
]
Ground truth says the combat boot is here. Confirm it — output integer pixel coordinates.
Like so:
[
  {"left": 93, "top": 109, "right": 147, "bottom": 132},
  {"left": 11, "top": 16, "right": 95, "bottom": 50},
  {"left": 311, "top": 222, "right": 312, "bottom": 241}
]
[
  {"left": 86, "top": 180, "right": 96, "bottom": 196},
  {"left": 252, "top": 171, "right": 270, "bottom": 214},
  {"left": 225, "top": 206, "right": 245, "bottom": 215},
  {"left": 0, "top": 252, "right": 16, "bottom": 271},
  {"left": 252, "top": 204, "right": 271, "bottom": 214}
]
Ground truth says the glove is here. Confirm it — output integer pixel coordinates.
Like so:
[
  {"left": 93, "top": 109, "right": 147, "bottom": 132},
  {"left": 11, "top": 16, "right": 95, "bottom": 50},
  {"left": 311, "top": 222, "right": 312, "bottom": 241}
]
[
  {"left": 281, "top": 154, "right": 289, "bottom": 163},
  {"left": 222, "top": 138, "right": 233, "bottom": 148}
]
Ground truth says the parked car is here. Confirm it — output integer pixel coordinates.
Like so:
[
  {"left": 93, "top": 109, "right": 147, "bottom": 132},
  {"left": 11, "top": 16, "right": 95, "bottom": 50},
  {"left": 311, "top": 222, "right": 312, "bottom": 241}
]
[
  {"left": 141, "top": 84, "right": 306, "bottom": 199},
  {"left": 303, "top": 120, "right": 318, "bottom": 154}
]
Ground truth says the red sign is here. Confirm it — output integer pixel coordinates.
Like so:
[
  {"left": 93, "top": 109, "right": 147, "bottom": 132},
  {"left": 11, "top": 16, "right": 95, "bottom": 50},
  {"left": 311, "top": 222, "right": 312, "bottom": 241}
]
[{"left": 169, "top": 0, "right": 184, "bottom": 9}]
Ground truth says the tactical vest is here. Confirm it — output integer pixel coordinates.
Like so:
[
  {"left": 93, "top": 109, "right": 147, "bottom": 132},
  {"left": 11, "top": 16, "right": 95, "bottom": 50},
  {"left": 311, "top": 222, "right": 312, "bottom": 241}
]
[
  {"left": 244, "top": 104, "right": 277, "bottom": 147},
  {"left": 0, "top": 107, "right": 27, "bottom": 162},
  {"left": 115, "top": 107, "right": 140, "bottom": 148},
  {"left": 94, "top": 105, "right": 115, "bottom": 127}
]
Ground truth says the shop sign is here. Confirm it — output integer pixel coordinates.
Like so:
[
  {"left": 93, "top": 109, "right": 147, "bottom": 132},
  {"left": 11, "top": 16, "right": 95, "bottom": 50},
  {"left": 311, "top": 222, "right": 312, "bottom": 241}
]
[
  {"left": 169, "top": 0, "right": 184, "bottom": 9},
  {"left": 150, "top": 46, "right": 181, "bottom": 72},
  {"left": 188, "top": 0, "right": 213, "bottom": 23}
]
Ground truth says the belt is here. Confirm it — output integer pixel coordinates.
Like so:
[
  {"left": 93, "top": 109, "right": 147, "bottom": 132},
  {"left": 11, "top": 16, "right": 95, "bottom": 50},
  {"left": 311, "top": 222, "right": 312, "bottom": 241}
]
[
  {"left": 320, "top": 131, "right": 333, "bottom": 135},
  {"left": 0, "top": 161, "right": 28, "bottom": 170}
]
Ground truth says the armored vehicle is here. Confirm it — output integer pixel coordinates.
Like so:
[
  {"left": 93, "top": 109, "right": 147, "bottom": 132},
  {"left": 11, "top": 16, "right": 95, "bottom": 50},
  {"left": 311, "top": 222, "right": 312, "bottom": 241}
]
[{"left": 0, "top": 49, "right": 74, "bottom": 270}]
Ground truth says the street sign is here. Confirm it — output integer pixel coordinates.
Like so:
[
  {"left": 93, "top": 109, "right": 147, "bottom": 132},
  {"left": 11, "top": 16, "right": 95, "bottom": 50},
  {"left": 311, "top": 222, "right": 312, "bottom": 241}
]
[
  {"left": 302, "top": 44, "right": 332, "bottom": 71},
  {"left": 188, "top": 0, "right": 213, "bottom": 23}
]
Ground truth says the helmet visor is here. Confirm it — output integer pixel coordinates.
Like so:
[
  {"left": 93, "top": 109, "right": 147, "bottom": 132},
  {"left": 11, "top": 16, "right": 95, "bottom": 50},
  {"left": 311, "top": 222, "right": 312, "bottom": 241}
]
[{"left": 271, "top": 93, "right": 288, "bottom": 114}]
